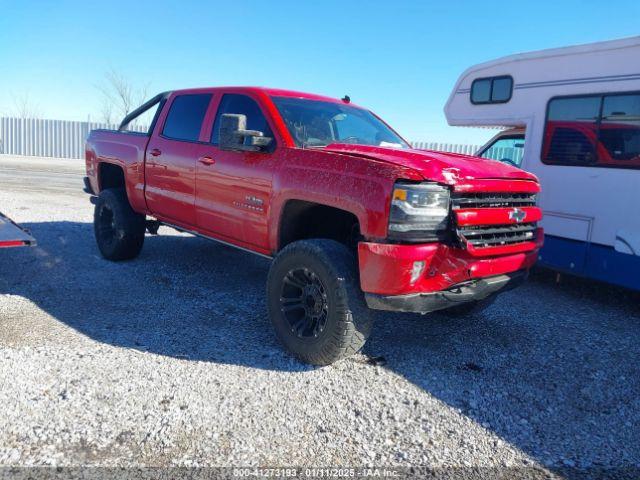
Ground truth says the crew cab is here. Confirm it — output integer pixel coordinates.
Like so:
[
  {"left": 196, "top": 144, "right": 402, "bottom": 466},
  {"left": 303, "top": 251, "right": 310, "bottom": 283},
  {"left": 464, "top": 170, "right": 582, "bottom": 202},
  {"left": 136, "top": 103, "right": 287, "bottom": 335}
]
[{"left": 84, "top": 87, "right": 543, "bottom": 365}]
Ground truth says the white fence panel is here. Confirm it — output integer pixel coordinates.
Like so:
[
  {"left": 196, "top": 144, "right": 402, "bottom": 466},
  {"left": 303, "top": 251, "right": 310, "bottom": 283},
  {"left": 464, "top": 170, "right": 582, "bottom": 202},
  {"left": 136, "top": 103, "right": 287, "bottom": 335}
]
[
  {"left": 0, "top": 117, "right": 480, "bottom": 160},
  {"left": 411, "top": 141, "right": 481, "bottom": 155},
  {"left": 0, "top": 117, "right": 147, "bottom": 159}
]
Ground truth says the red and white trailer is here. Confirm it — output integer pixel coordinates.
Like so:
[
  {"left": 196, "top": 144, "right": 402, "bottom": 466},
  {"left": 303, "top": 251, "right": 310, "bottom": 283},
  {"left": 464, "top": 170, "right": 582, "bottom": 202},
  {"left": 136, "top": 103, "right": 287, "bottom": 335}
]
[{"left": 0, "top": 212, "right": 35, "bottom": 248}]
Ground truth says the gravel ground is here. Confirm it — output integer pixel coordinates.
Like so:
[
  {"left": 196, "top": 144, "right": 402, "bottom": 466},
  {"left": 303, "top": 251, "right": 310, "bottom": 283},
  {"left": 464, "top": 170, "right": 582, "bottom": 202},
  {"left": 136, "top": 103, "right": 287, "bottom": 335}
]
[{"left": 1, "top": 155, "right": 639, "bottom": 478}]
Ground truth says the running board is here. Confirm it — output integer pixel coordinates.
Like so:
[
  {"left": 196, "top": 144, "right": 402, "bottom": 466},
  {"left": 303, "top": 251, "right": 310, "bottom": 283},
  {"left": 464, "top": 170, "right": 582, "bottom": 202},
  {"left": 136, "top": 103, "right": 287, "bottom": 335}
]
[{"left": 159, "top": 221, "right": 273, "bottom": 260}]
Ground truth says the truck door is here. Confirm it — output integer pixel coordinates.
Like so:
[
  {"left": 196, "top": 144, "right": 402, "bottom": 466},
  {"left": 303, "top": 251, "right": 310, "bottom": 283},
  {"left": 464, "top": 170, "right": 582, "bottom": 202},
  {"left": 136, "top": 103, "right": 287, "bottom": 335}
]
[
  {"left": 194, "top": 93, "right": 277, "bottom": 251},
  {"left": 145, "top": 93, "right": 212, "bottom": 227}
]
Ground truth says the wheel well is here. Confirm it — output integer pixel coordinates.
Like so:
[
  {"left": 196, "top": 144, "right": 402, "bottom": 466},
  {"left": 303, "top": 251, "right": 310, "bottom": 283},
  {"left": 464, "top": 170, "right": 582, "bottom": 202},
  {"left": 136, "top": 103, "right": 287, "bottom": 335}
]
[
  {"left": 98, "top": 163, "right": 125, "bottom": 191},
  {"left": 279, "top": 200, "right": 361, "bottom": 252}
]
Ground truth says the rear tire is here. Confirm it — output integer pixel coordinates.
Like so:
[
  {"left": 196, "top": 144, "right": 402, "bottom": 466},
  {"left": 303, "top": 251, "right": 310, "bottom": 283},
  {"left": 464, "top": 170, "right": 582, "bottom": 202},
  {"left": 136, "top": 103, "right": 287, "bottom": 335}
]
[
  {"left": 267, "top": 239, "right": 372, "bottom": 365},
  {"left": 94, "top": 188, "right": 145, "bottom": 261}
]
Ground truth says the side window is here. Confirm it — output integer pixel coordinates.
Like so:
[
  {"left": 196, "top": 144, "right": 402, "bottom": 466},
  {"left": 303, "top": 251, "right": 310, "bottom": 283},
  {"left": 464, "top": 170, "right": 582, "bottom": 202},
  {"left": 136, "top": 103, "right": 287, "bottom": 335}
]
[
  {"left": 162, "top": 94, "right": 212, "bottom": 142},
  {"left": 543, "top": 96, "right": 601, "bottom": 166},
  {"left": 480, "top": 136, "right": 525, "bottom": 167},
  {"left": 599, "top": 93, "right": 640, "bottom": 165},
  {"left": 211, "top": 94, "right": 273, "bottom": 145},
  {"left": 471, "top": 76, "right": 513, "bottom": 104}
]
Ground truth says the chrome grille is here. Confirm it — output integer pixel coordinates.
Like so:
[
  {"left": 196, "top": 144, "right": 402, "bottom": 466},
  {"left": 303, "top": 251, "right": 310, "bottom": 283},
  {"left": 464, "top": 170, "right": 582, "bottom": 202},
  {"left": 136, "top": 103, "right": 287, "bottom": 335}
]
[
  {"left": 453, "top": 192, "right": 539, "bottom": 249},
  {"left": 451, "top": 192, "right": 536, "bottom": 209},
  {"left": 458, "top": 222, "right": 537, "bottom": 248}
]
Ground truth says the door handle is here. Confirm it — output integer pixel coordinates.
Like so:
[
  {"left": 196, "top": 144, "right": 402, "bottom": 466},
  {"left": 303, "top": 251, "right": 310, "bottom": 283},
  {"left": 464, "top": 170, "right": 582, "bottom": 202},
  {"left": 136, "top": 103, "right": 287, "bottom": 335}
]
[
  {"left": 150, "top": 148, "right": 162, "bottom": 157},
  {"left": 198, "top": 156, "right": 216, "bottom": 166}
]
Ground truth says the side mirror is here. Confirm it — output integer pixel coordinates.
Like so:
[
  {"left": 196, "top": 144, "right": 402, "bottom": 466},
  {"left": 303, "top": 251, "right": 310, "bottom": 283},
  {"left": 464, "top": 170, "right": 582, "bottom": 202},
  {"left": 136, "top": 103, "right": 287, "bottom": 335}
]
[{"left": 219, "top": 114, "right": 273, "bottom": 152}]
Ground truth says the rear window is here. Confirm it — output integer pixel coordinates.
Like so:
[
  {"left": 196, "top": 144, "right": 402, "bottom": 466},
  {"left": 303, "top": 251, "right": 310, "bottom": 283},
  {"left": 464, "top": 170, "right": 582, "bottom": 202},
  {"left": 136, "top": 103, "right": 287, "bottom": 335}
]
[{"left": 162, "top": 94, "right": 212, "bottom": 142}]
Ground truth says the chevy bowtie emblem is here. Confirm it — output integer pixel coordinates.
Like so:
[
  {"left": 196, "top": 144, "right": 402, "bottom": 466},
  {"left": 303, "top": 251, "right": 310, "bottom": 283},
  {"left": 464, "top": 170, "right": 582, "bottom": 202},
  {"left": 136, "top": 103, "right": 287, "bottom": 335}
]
[{"left": 509, "top": 208, "right": 527, "bottom": 223}]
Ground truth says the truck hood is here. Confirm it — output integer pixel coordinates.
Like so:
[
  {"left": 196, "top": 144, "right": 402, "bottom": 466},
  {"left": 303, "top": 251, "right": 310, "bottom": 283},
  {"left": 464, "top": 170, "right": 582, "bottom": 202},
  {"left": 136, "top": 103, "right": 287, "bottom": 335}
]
[{"left": 323, "top": 144, "right": 538, "bottom": 185}]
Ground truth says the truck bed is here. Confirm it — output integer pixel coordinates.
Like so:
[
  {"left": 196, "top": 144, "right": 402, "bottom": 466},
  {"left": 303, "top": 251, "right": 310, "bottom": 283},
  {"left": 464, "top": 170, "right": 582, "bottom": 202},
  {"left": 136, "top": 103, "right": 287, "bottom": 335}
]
[{"left": 0, "top": 212, "right": 36, "bottom": 248}]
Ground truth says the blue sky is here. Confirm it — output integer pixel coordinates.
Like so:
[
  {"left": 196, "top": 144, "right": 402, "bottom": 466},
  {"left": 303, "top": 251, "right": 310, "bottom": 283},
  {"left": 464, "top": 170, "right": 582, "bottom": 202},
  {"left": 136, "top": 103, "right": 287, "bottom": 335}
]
[{"left": 1, "top": 0, "right": 639, "bottom": 144}]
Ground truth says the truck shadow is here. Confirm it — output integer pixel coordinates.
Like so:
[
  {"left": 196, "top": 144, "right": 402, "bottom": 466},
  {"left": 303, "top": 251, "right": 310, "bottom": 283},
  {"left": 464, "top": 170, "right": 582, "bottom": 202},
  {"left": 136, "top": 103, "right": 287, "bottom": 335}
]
[
  {"left": 2, "top": 220, "right": 639, "bottom": 473},
  {"left": 0, "top": 220, "right": 307, "bottom": 372}
]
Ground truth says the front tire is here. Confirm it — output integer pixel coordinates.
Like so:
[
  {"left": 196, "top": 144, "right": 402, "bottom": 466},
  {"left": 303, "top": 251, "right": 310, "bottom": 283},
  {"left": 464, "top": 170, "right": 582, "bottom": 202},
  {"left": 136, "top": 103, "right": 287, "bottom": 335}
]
[
  {"left": 267, "top": 239, "right": 372, "bottom": 365},
  {"left": 94, "top": 188, "right": 146, "bottom": 261}
]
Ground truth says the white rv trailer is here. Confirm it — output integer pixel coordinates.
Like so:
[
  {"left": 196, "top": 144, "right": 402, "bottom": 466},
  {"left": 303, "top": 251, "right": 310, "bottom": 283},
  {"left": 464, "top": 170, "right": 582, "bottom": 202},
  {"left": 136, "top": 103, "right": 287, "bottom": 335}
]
[{"left": 445, "top": 36, "right": 640, "bottom": 290}]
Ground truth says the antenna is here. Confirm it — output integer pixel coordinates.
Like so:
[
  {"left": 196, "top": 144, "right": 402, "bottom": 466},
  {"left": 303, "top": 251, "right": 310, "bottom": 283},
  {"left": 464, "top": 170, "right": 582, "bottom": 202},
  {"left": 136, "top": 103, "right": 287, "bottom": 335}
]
[{"left": 341, "top": 95, "right": 351, "bottom": 104}]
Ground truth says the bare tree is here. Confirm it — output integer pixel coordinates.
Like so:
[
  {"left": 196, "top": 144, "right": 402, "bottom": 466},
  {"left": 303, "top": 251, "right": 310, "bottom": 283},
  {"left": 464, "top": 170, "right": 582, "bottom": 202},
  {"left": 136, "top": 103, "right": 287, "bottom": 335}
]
[
  {"left": 11, "top": 93, "right": 40, "bottom": 119},
  {"left": 97, "top": 69, "right": 150, "bottom": 125},
  {"left": 100, "top": 101, "right": 115, "bottom": 125}
]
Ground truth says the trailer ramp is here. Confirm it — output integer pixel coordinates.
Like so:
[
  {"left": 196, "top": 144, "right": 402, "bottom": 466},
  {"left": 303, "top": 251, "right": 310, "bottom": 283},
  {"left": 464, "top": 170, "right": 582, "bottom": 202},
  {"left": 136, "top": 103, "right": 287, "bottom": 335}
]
[{"left": 0, "top": 212, "right": 36, "bottom": 248}]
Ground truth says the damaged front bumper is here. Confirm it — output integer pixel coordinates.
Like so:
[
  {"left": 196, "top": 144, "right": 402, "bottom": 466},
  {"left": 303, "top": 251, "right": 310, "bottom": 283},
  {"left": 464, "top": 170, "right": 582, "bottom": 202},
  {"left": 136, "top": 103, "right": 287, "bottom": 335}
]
[{"left": 365, "top": 270, "right": 527, "bottom": 314}]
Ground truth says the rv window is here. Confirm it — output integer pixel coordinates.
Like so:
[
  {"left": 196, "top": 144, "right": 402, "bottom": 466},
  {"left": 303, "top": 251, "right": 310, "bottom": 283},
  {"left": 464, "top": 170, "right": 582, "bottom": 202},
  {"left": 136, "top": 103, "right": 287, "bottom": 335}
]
[
  {"left": 543, "top": 96, "right": 600, "bottom": 166},
  {"left": 547, "top": 127, "right": 596, "bottom": 165},
  {"left": 599, "top": 94, "right": 640, "bottom": 164},
  {"left": 548, "top": 96, "right": 600, "bottom": 122},
  {"left": 471, "top": 79, "right": 491, "bottom": 103},
  {"left": 470, "top": 76, "right": 513, "bottom": 104},
  {"left": 479, "top": 136, "right": 525, "bottom": 167},
  {"left": 543, "top": 92, "right": 640, "bottom": 168},
  {"left": 492, "top": 77, "right": 512, "bottom": 102}
]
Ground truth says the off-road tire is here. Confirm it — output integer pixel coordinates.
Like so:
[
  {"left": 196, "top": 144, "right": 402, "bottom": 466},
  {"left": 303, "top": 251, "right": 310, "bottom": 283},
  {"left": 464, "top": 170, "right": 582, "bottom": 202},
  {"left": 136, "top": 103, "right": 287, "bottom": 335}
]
[
  {"left": 93, "top": 188, "right": 145, "bottom": 261},
  {"left": 267, "top": 239, "right": 372, "bottom": 365}
]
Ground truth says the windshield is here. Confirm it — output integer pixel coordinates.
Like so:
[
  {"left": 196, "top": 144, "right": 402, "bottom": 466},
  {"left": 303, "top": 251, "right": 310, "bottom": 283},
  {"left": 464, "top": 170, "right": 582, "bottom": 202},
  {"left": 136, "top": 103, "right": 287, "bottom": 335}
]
[{"left": 271, "top": 97, "right": 409, "bottom": 149}]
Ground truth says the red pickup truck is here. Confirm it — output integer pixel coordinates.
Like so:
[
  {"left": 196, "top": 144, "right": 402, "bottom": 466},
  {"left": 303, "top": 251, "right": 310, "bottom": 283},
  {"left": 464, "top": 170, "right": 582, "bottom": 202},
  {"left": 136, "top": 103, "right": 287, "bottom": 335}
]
[{"left": 85, "top": 87, "right": 543, "bottom": 365}]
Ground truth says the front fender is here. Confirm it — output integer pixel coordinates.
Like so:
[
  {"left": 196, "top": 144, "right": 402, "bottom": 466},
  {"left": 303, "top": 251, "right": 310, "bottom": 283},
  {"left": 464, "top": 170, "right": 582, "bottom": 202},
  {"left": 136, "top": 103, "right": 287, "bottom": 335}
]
[{"left": 268, "top": 148, "right": 421, "bottom": 252}]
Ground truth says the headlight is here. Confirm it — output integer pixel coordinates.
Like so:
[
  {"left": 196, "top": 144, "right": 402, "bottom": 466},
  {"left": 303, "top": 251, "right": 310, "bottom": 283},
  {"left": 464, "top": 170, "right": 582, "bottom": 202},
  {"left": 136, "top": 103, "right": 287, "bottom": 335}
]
[{"left": 388, "top": 182, "right": 450, "bottom": 241}]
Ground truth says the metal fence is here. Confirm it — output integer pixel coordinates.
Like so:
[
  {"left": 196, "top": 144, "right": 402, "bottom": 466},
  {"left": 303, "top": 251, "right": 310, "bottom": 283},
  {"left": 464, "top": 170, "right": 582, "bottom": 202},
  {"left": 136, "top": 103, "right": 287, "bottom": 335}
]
[
  {"left": 0, "top": 117, "right": 480, "bottom": 160},
  {"left": 0, "top": 117, "right": 146, "bottom": 159},
  {"left": 411, "top": 141, "right": 481, "bottom": 155}
]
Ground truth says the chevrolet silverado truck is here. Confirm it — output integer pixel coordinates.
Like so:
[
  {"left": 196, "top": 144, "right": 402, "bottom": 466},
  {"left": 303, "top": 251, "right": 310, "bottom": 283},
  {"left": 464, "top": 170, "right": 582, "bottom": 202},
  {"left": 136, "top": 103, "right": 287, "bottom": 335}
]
[{"left": 84, "top": 87, "right": 543, "bottom": 365}]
